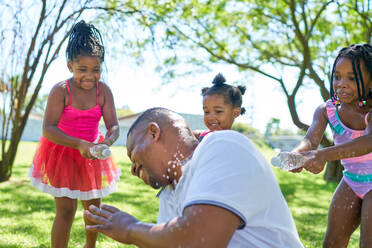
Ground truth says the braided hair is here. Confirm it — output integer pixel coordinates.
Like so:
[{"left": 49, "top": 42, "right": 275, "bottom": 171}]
[
  {"left": 201, "top": 73, "right": 246, "bottom": 115},
  {"left": 330, "top": 44, "right": 372, "bottom": 107},
  {"left": 66, "top": 20, "right": 105, "bottom": 62}
]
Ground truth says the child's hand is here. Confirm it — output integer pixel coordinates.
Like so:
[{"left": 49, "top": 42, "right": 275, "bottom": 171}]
[
  {"left": 78, "top": 140, "right": 96, "bottom": 159},
  {"left": 101, "top": 125, "right": 119, "bottom": 146},
  {"left": 290, "top": 167, "right": 303, "bottom": 173},
  {"left": 99, "top": 139, "right": 112, "bottom": 147},
  {"left": 301, "top": 150, "right": 326, "bottom": 174},
  {"left": 289, "top": 147, "right": 308, "bottom": 173}
]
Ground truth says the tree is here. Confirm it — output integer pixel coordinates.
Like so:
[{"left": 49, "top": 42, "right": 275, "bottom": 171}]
[
  {"left": 110, "top": 0, "right": 371, "bottom": 181},
  {"left": 23, "top": 93, "right": 49, "bottom": 115},
  {"left": 265, "top": 118, "right": 281, "bottom": 137},
  {"left": 0, "top": 0, "right": 140, "bottom": 182},
  {"left": 265, "top": 118, "right": 299, "bottom": 137},
  {"left": 116, "top": 105, "right": 134, "bottom": 118},
  {"left": 232, "top": 122, "right": 260, "bottom": 136}
]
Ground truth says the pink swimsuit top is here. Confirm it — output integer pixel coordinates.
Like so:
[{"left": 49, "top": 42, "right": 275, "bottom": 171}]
[
  {"left": 57, "top": 81, "right": 102, "bottom": 142},
  {"left": 326, "top": 100, "right": 372, "bottom": 176}
]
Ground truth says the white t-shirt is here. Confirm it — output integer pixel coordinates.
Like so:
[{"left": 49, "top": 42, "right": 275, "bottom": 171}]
[{"left": 157, "top": 130, "right": 303, "bottom": 248}]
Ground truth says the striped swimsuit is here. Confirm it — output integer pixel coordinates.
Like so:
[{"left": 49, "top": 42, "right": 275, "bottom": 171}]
[{"left": 326, "top": 100, "right": 372, "bottom": 199}]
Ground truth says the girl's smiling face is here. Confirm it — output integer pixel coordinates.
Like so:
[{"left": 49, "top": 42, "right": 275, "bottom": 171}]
[
  {"left": 203, "top": 94, "right": 241, "bottom": 131},
  {"left": 67, "top": 55, "right": 101, "bottom": 90}
]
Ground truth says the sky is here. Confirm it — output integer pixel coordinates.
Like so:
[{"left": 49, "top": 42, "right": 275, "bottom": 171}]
[{"left": 42, "top": 48, "right": 324, "bottom": 134}]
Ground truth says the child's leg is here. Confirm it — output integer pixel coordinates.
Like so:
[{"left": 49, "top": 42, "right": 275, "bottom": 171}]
[
  {"left": 323, "top": 179, "right": 361, "bottom": 248},
  {"left": 52, "top": 197, "right": 78, "bottom": 248},
  {"left": 81, "top": 198, "right": 101, "bottom": 248},
  {"left": 360, "top": 190, "right": 372, "bottom": 247}
]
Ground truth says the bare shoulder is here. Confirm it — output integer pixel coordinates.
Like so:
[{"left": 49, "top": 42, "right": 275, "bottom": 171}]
[
  {"left": 193, "top": 130, "right": 203, "bottom": 140},
  {"left": 49, "top": 81, "right": 67, "bottom": 97},
  {"left": 98, "top": 81, "right": 114, "bottom": 107},
  {"left": 367, "top": 108, "right": 372, "bottom": 123},
  {"left": 98, "top": 81, "right": 113, "bottom": 94},
  {"left": 313, "top": 102, "right": 328, "bottom": 120}
]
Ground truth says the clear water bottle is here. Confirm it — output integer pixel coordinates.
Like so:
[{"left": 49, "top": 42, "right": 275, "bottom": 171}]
[
  {"left": 90, "top": 144, "right": 111, "bottom": 160},
  {"left": 271, "top": 152, "right": 309, "bottom": 171}
]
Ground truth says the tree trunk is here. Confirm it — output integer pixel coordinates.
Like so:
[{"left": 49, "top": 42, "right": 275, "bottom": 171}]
[
  {"left": 0, "top": 161, "right": 10, "bottom": 182},
  {"left": 0, "top": 123, "right": 23, "bottom": 182},
  {"left": 323, "top": 160, "right": 343, "bottom": 182}
]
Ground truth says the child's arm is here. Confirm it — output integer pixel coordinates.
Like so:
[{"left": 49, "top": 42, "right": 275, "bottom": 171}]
[
  {"left": 293, "top": 103, "right": 328, "bottom": 152},
  {"left": 290, "top": 103, "right": 328, "bottom": 172},
  {"left": 193, "top": 130, "right": 203, "bottom": 140},
  {"left": 311, "top": 110, "right": 372, "bottom": 164},
  {"left": 100, "top": 83, "right": 119, "bottom": 146},
  {"left": 43, "top": 83, "right": 95, "bottom": 159},
  {"left": 303, "top": 110, "right": 372, "bottom": 174}
]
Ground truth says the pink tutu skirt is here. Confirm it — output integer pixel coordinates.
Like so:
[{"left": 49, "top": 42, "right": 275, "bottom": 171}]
[{"left": 29, "top": 134, "right": 121, "bottom": 200}]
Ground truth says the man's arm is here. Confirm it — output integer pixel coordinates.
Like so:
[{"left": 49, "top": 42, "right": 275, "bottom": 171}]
[{"left": 85, "top": 203, "right": 240, "bottom": 247}]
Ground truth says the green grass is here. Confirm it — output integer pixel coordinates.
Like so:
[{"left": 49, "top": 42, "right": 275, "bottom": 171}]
[
  {"left": 0, "top": 141, "right": 360, "bottom": 247},
  {"left": 0, "top": 142, "right": 158, "bottom": 248}
]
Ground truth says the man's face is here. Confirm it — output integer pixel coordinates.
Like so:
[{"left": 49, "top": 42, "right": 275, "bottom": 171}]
[{"left": 126, "top": 128, "right": 168, "bottom": 189}]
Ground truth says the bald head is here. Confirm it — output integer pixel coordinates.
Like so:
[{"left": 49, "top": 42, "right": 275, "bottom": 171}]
[
  {"left": 127, "top": 107, "right": 190, "bottom": 138},
  {"left": 126, "top": 108, "right": 198, "bottom": 189}
]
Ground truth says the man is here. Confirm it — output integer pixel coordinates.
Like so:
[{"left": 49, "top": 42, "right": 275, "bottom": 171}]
[{"left": 85, "top": 107, "right": 304, "bottom": 247}]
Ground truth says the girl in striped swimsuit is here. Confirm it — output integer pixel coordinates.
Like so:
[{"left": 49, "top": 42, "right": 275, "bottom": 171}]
[{"left": 293, "top": 44, "right": 372, "bottom": 247}]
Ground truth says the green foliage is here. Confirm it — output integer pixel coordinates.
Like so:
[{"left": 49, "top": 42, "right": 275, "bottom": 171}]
[
  {"left": 116, "top": 106, "right": 134, "bottom": 118},
  {"left": 25, "top": 94, "right": 48, "bottom": 115},
  {"left": 0, "top": 141, "right": 361, "bottom": 247},
  {"left": 265, "top": 117, "right": 298, "bottom": 137},
  {"left": 232, "top": 122, "right": 259, "bottom": 135},
  {"left": 232, "top": 122, "right": 269, "bottom": 148},
  {"left": 0, "top": 0, "right": 129, "bottom": 181},
  {"left": 105, "top": 0, "right": 370, "bottom": 133}
]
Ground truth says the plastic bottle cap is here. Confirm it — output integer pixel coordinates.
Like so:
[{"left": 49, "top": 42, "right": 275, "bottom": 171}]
[
  {"left": 102, "top": 149, "right": 111, "bottom": 157},
  {"left": 271, "top": 156, "right": 281, "bottom": 167}
]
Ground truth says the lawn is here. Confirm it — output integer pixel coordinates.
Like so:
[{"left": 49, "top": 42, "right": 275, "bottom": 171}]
[{"left": 0, "top": 141, "right": 360, "bottom": 247}]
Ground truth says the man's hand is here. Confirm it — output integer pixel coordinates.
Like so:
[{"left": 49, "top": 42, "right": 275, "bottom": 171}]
[
  {"left": 85, "top": 204, "right": 139, "bottom": 244},
  {"left": 301, "top": 150, "right": 326, "bottom": 174}
]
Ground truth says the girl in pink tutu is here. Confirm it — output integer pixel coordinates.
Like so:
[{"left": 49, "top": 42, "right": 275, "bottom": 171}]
[{"left": 29, "top": 20, "right": 121, "bottom": 248}]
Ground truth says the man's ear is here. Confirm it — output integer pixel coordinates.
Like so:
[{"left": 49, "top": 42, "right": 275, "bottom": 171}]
[
  {"left": 67, "top": 61, "right": 73, "bottom": 72},
  {"left": 233, "top": 107, "right": 241, "bottom": 119},
  {"left": 148, "top": 122, "right": 160, "bottom": 142}
]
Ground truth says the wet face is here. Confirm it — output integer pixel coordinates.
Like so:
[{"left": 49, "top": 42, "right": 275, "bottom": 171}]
[
  {"left": 126, "top": 127, "right": 169, "bottom": 189},
  {"left": 333, "top": 57, "right": 372, "bottom": 104},
  {"left": 67, "top": 55, "right": 101, "bottom": 90},
  {"left": 203, "top": 94, "right": 241, "bottom": 131}
]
